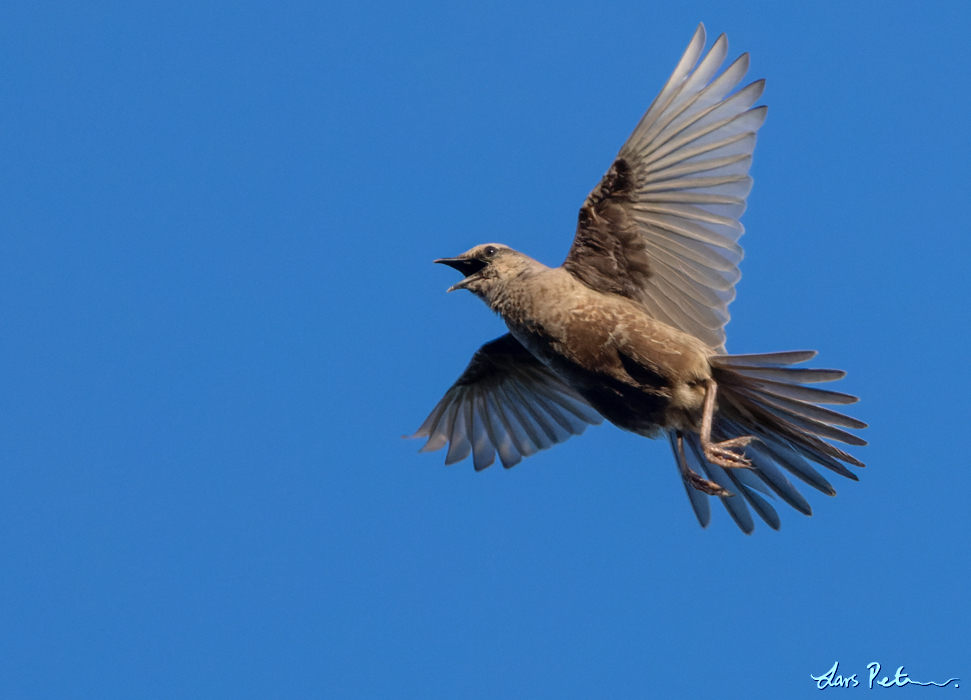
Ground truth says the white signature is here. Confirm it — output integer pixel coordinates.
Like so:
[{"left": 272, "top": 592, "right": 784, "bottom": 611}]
[{"left": 811, "top": 661, "right": 959, "bottom": 689}]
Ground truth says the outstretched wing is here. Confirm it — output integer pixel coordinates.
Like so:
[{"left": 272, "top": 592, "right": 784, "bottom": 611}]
[
  {"left": 411, "top": 334, "right": 603, "bottom": 470},
  {"left": 563, "top": 24, "right": 766, "bottom": 351}
]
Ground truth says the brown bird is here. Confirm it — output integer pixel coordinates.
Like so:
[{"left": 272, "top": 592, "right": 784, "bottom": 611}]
[{"left": 411, "top": 24, "right": 866, "bottom": 533}]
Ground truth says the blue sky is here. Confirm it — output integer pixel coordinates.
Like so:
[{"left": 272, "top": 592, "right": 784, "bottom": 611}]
[{"left": 0, "top": 1, "right": 968, "bottom": 697}]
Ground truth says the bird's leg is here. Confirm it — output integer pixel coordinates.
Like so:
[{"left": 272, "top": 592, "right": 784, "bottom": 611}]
[
  {"left": 675, "top": 431, "right": 733, "bottom": 497},
  {"left": 700, "top": 380, "right": 754, "bottom": 469}
]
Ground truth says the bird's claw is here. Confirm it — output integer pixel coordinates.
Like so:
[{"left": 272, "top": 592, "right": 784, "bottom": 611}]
[
  {"left": 685, "top": 469, "right": 734, "bottom": 497},
  {"left": 702, "top": 436, "right": 755, "bottom": 470}
]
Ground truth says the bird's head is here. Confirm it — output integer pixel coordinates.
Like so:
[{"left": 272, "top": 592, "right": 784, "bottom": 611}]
[{"left": 435, "top": 244, "right": 536, "bottom": 304}]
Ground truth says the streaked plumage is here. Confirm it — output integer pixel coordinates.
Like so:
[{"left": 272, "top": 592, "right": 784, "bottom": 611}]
[{"left": 411, "top": 25, "right": 866, "bottom": 533}]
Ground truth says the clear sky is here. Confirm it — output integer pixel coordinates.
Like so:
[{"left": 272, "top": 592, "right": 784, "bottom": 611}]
[{"left": 0, "top": 1, "right": 968, "bottom": 698}]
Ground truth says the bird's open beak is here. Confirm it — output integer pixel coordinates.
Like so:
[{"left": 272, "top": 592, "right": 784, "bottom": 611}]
[{"left": 434, "top": 257, "right": 487, "bottom": 292}]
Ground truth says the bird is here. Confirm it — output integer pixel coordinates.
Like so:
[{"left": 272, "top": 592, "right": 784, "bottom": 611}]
[{"left": 410, "top": 24, "right": 866, "bottom": 533}]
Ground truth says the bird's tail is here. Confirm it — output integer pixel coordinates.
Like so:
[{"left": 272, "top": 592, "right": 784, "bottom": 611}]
[{"left": 669, "top": 350, "right": 867, "bottom": 533}]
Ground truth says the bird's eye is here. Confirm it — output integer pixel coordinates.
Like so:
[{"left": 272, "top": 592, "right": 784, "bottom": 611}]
[{"left": 483, "top": 246, "right": 498, "bottom": 258}]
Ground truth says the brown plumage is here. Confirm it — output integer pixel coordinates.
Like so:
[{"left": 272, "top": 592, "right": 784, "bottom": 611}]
[{"left": 410, "top": 25, "right": 866, "bottom": 533}]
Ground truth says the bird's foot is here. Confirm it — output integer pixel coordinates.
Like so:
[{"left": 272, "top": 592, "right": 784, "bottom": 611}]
[
  {"left": 702, "top": 436, "right": 755, "bottom": 470},
  {"left": 685, "top": 468, "right": 734, "bottom": 498}
]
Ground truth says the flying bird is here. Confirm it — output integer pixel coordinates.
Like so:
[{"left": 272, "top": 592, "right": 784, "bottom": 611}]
[{"left": 411, "top": 24, "right": 866, "bottom": 533}]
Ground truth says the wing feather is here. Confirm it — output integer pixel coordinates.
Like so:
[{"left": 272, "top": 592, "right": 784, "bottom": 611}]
[
  {"left": 411, "top": 334, "right": 603, "bottom": 470},
  {"left": 564, "top": 24, "right": 766, "bottom": 350}
]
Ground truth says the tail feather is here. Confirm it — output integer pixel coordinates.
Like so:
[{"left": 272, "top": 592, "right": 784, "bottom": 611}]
[
  {"left": 742, "top": 377, "right": 859, "bottom": 406},
  {"left": 753, "top": 434, "right": 836, "bottom": 494},
  {"left": 733, "top": 386, "right": 866, "bottom": 429},
  {"left": 685, "top": 435, "right": 756, "bottom": 534},
  {"left": 731, "top": 465, "right": 774, "bottom": 498},
  {"left": 716, "top": 416, "right": 837, "bottom": 494},
  {"left": 710, "top": 350, "right": 818, "bottom": 367},
  {"left": 744, "top": 446, "right": 815, "bottom": 514},
  {"left": 667, "top": 351, "right": 865, "bottom": 533},
  {"left": 711, "top": 355, "right": 869, "bottom": 458},
  {"left": 731, "top": 389, "right": 868, "bottom": 446},
  {"left": 788, "top": 439, "right": 862, "bottom": 477},
  {"left": 719, "top": 365, "right": 847, "bottom": 383},
  {"left": 727, "top": 471, "right": 781, "bottom": 531},
  {"left": 668, "top": 432, "right": 711, "bottom": 529}
]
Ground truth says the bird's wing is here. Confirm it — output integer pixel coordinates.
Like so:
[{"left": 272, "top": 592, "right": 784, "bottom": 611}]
[
  {"left": 562, "top": 24, "right": 766, "bottom": 350},
  {"left": 410, "top": 334, "right": 603, "bottom": 470}
]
